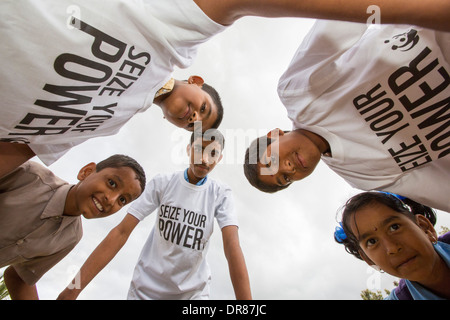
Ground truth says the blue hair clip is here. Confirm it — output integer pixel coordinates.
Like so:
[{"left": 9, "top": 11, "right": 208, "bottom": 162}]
[
  {"left": 334, "top": 222, "right": 347, "bottom": 244},
  {"left": 377, "top": 191, "right": 406, "bottom": 200}
]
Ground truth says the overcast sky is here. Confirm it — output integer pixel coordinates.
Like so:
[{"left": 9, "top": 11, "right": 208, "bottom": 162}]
[{"left": 19, "top": 17, "right": 450, "bottom": 300}]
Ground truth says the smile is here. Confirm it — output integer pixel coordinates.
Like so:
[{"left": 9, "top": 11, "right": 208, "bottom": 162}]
[
  {"left": 92, "top": 197, "right": 104, "bottom": 212},
  {"left": 295, "top": 152, "right": 306, "bottom": 169},
  {"left": 179, "top": 106, "right": 191, "bottom": 120}
]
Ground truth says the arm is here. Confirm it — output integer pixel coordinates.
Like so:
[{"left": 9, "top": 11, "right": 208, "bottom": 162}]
[
  {"left": 57, "top": 213, "right": 140, "bottom": 300},
  {"left": 222, "top": 225, "right": 252, "bottom": 300},
  {"left": 3, "top": 266, "right": 39, "bottom": 300},
  {"left": 0, "top": 142, "right": 35, "bottom": 179},
  {"left": 194, "top": 0, "right": 450, "bottom": 32}
]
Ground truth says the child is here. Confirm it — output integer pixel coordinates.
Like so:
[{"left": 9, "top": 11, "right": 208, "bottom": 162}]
[
  {"left": 334, "top": 191, "right": 450, "bottom": 300},
  {"left": 244, "top": 20, "right": 450, "bottom": 212},
  {"left": 58, "top": 129, "right": 251, "bottom": 300},
  {"left": 0, "top": 154, "right": 146, "bottom": 300},
  {"left": 1, "top": 0, "right": 447, "bottom": 178}
]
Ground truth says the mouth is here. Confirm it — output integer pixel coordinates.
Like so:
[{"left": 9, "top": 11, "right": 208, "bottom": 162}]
[
  {"left": 179, "top": 105, "right": 191, "bottom": 120},
  {"left": 92, "top": 197, "right": 104, "bottom": 213},
  {"left": 396, "top": 255, "right": 417, "bottom": 270},
  {"left": 295, "top": 152, "right": 307, "bottom": 169}
]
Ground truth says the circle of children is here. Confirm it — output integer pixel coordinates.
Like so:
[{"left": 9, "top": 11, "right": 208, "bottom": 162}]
[{"left": 0, "top": 0, "right": 449, "bottom": 300}]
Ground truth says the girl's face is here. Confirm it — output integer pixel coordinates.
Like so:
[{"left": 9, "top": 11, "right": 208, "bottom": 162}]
[{"left": 349, "top": 202, "right": 440, "bottom": 282}]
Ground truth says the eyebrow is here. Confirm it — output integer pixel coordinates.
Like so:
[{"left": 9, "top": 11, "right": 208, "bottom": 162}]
[{"left": 357, "top": 215, "right": 400, "bottom": 243}]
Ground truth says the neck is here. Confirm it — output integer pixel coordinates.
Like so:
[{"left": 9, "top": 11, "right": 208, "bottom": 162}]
[
  {"left": 419, "top": 255, "right": 450, "bottom": 299},
  {"left": 296, "top": 129, "right": 331, "bottom": 155},
  {"left": 63, "top": 185, "right": 81, "bottom": 216},
  {"left": 186, "top": 168, "right": 203, "bottom": 185}
]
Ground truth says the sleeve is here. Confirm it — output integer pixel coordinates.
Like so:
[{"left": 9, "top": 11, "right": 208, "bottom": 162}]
[
  {"left": 277, "top": 20, "right": 368, "bottom": 109},
  {"left": 214, "top": 185, "right": 239, "bottom": 229},
  {"left": 127, "top": 174, "right": 165, "bottom": 221}
]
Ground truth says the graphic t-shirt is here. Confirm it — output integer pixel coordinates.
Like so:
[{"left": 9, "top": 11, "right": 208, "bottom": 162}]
[
  {"left": 278, "top": 20, "right": 450, "bottom": 211},
  {"left": 127, "top": 171, "right": 238, "bottom": 299},
  {"left": 0, "top": 0, "right": 226, "bottom": 164}
]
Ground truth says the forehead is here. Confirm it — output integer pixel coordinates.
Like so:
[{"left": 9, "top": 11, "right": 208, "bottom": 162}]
[
  {"left": 192, "top": 137, "right": 222, "bottom": 150},
  {"left": 350, "top": 202, "right": 407, "bottom": 233}
]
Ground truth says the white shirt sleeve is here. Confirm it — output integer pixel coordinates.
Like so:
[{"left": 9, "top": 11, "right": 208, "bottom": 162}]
[
  {"left": 214, "top": 185, "right": 239, "bottom": 229},
  {"left": 128, "top": 173, "right": 166, "bottom": 221}
]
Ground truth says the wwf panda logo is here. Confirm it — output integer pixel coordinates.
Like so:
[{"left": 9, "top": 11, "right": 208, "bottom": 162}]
[{"left": 384, "top": 29, "right": 419, "bottom": 51}]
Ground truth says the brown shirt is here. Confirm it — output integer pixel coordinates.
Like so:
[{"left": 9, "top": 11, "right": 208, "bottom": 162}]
[{"left": 0, "top": 161, "right": 82, "bottom": 285}]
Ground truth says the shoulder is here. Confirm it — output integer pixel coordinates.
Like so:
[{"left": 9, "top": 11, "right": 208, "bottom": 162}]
[{"left": 0, "top": 161, "right": 67, "bottom": 192}]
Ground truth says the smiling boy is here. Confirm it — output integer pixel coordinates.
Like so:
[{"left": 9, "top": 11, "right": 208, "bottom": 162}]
[
  {"left": 0, "top": 154, "right": 145, "bottom": 299},
  {"left": 244, "top": 20, "right": 450, "bottom": 212},
  {"left": 58, "top": 129, "right": 251, "bottom": 300}
]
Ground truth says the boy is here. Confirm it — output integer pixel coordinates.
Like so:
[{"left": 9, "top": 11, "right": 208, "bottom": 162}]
[
  {"left": 1, "top": 0, "right": 448, "bottom": 178},
  {"left": 0, "top": 154, "right": 146, "bottom": 299},
  {"left": 58, "top": 129, "right": 251, "bottom": 300},
  {"left": 244, "top": 20, "right": 450, "bottom": 212}
]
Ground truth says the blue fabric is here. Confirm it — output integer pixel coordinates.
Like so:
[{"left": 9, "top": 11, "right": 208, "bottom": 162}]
[{"left": 184, "top": 168, "right": 207, "bottom": 186}]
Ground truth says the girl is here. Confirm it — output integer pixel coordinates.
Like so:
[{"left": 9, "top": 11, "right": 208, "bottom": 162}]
[{"left": 335, "top": 191, "right": 450, "bottom": 300}]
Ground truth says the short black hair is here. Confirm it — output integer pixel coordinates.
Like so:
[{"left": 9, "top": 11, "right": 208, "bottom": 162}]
[
  {"left": 243, "top": 135, "right": 290, "bottom": 193},
  {"left": 96, "top": 154, "right": 146, "bottom": 194},
  {"left": 190, "top": 128, "right": 225, "bottom": 150},
  {"left": 202, "top": 82, "right": 223, "bottom": 129}
]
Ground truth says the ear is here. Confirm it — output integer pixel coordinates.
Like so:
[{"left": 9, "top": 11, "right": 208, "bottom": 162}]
[
  {"left": 188, "top": 75, "right": 204, "bottom": 87},
  {"left": 415, "top": 214, "right": 438, "bottom": 243},
  {"left": 186, "top": 144, "right": 191, "bottom": 157},
  {"left": 77, "top": 162, "right": 96, "bottom": 181},
  {"left": 267, "top": 128, "right": 284, "bottom": 139}
]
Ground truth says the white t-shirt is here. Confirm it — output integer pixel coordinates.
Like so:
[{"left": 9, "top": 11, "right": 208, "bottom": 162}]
[
  {"left": 0, "top": 0, "right": 226, "bottom": 165},
  {"left": 127, "top": 171, "right": 238, "bottom": 300},
  {"left": 278, "top": 20, "right": 450, "bottom": 212}
]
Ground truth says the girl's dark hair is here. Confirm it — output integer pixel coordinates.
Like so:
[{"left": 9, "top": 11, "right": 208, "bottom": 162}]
[
  {"left": 335, "top": 191, "right": 436, "bottom": 260},
  {"left": 96, "top": 154, "right": 146, "bottom": 193}
]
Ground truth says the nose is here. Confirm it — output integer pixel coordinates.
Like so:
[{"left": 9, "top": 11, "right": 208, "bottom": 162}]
[
  {"left": 189, "top": 111, "right": 199, "bottom": 123},
  {"left": 282, "top": 158, "right": 295, "bottom": 173},
  {"left": 383, "top": 238, "right": 402, "bottom": 255}
]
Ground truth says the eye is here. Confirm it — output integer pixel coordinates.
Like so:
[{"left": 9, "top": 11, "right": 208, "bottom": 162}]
[
  {"left": 283, "top": 175, "right": 291, "bottom": 185},
  {"left": 200, "top": 103, "right": 206, "bottom": 113},
  {"left": 108, "top": 179, "right": 117, "bottom": 188},
  {"left": 389, "top": 223, "right": 400, "bottom": 232},
  {"left": 119, "top": 196, "right": 127, "bottom": 205},
  {"left": 366, "top": 238, "right": 378, "bottom": 248}
]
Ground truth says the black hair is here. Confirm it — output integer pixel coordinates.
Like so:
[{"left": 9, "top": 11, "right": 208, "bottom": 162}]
[
  {"left": 190, "top": 128, "right": 225, "bottom": 150},
  {"left": 243, "top": 134, "right": 291, "bottom": 193},
  {"left": 336, "top": 191, "right": 436, "bottom": 260},
  {"left": 96, "top": 154, "right": 146, "bottom": 194},
  {"left": 202, "top": 82, "right": 223, "bottom": 129}
]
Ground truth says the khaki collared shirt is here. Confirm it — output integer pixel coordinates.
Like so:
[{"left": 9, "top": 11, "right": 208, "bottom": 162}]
[{"left": 0, "top": 162, "right": 82, "bottom": 285}]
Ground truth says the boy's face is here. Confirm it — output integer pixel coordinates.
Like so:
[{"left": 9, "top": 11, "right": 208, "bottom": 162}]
[
  {"left": 187, "top": 138, "right": 223, "bottom": 182},
  {"left": 68, "top": 164, "right": 142, "bottom": 219},
  {"left": 257, "top": 129, "right": 322, "bottom": 188},
  {"left": 161, "top": 79, "right": 218, "bottom": 132},
  {"left": 350, "top": 202, "right": 439, "bottom": 282}
]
